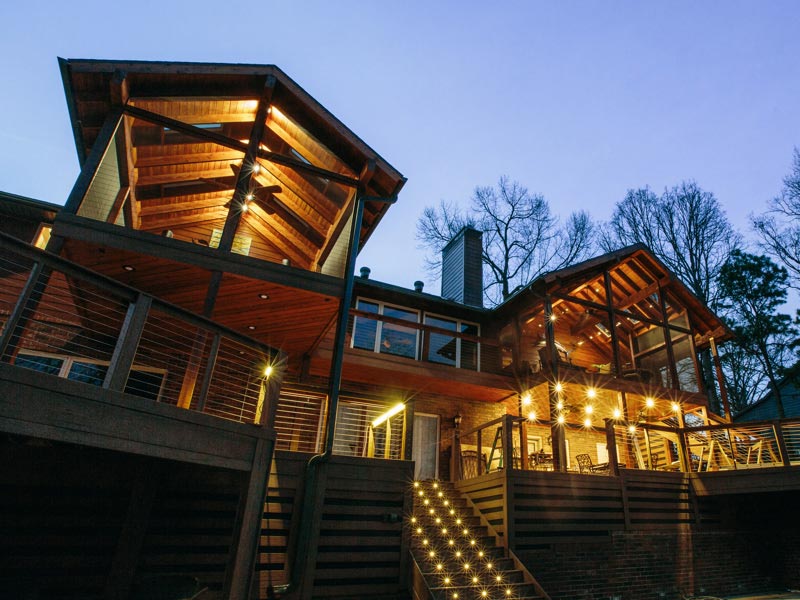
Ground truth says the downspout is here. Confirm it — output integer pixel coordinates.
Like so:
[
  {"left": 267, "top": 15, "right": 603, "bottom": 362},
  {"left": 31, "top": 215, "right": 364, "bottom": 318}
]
[{"left": 280, "top": 191, "right": 397, "bottom": 597}]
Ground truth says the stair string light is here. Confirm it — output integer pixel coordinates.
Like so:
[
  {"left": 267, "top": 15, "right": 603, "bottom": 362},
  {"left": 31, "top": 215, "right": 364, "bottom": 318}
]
[{"left": 411, "top": 480, "right": 524, "bottom": 600}]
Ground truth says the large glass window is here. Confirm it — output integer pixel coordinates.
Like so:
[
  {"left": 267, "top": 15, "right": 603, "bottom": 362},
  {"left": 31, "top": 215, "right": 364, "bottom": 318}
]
[
  {"left": 424, "top": 315, "right": 480, "bottom": 371},
  {"left": 351, "top": 299, "right": 419, "bottom": 359}
]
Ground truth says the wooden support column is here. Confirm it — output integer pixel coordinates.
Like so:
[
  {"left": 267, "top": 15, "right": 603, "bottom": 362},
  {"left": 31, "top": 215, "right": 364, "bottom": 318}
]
[
  {"left": 605, "top": 419, "right": 620, "bottom": 476},
  {"left": 544, "top": 296, "right": 567, "bottom": 472},
  {"left": 225, "top": 436, "right": 276, "bottom": 600},
  {"left": 603, "top": 270, "right": 622, "bottom": 376},
  {"left": 657, "top": 284, "right": 680, "bottom": 389},
  {"left": 709, "top": 337, "right": 732, "bottom": 421}
]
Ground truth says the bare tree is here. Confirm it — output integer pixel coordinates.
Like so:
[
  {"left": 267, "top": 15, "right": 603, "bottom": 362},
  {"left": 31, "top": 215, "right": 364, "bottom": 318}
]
[
  {"left": 417, "top": 176, "right": 596, "bottom": 306},
  {"left": 718, "top": 344, "right": 769, "bottom": 416},
  {"left": 752, "top": 148, "right": 800, "bottom": 290},
  {"left": 601, "top": 181, "right": 741, "bottom": 308},
  {"left": 600, "top": 181, "right": 742, "bottom": 414}
]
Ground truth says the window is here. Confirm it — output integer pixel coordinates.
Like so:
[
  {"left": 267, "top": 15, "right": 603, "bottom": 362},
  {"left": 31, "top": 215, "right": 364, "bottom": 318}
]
[
  {"left": 14, "top": 352, "right": 166, "bottom": 401},
  {"left": 424, "top": 314, "right": 480, "bottom": 370},
  {"left": 352, "top": 299, "right": 419, "bottom": 359}
]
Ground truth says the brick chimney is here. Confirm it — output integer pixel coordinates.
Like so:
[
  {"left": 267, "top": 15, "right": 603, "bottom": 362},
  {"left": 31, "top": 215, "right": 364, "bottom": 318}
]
[{"left": 441, "top": 226, "right": 483, "bottom": 307}]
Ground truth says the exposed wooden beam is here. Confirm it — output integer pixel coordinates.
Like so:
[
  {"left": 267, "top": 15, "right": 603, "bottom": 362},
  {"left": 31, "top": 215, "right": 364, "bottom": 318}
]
[
  {"left": 124, "top": 105, "right": 359, "bottom": 188},
  {"left": 136, "top": 167, "right": 238, "bottom": 187},
  {"left": 140, "top": 208, "right": 228, "bottom": 230},
  {"left": 135, "top": 149, "right": 243, "bottom": 169},
  {"left": 244, "top": 206, "right": 314, "bottom": 267},
  {"left": 218, "top": 76, "right": 276, "bottom": 253}
]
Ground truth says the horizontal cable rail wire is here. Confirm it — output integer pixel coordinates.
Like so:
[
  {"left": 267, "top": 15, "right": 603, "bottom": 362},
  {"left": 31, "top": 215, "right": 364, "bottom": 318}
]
[
  {"left": 0, "top": 232, "right": 282, "bottom": 426},
  {"left": 273, "top": 389, "right": 327, "bottom": 454},
  {"left": 331, "top": 398, "right": 405, "bottom": 460}
]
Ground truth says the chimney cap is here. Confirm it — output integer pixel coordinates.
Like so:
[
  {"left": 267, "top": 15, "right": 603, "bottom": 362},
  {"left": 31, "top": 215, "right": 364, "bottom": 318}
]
[
  {"left": 360, "top": 266, "right": 371, "bottom": 279},
  {"left": 413, "top": 280, "right": 424, "bottom": 292}
]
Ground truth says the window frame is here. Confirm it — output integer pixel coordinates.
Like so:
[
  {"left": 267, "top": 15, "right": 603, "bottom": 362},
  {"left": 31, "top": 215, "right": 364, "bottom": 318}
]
[
  {"left": 422, "top": 311, "right": 481, "bottom": 371},
  {"left": 352, "top": 298, "right": 420, "bottom": 360}
]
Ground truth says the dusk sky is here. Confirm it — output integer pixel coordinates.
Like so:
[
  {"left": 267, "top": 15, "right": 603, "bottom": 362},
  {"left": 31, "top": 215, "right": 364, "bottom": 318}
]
[{"left": 1, "top": 1, "right": 798, "bottom": 295}]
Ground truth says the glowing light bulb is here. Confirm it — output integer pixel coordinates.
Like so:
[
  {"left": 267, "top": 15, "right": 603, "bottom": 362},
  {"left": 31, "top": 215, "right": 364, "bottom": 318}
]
[
  {"left": 438, "top": 491, "right": 443, "bottom": 497},
  {"left": 585, "top": 404, "right": 594, "bottom": 414},
  {"left": 482, "top": 591, "right": 488, "bottom": 598},
  {"left": 411, "top": 517, "right": 417, "bottom": 523},
  {"left": 449, "top": 509, "right": 455, "bottom": 515},
  {"left": 584, "top": 418, "right": 592, "bottom": 428},
  {"left": 472, "top": 576, "right": 479, "bottom": 584},
  {"left": 442, "top": 528, "right": 448, "bottom": 534},
  {"left": 554, "top": 382, "right": 563, "bottom": 393},
  {"left": 449, "top": 539, "right": 455, "bottom": 546},
  {"left": 437, "top": 563, "right": 443, "bottom": 571},
  {"left": 470, "top": 539, "right": 476, "bottom": 546},
  {"left": 416, "top": 527, "right": 422, "bottom": 534},
  {"left": 587, "top": 388, "right": 597, "bottom": 399},
  {"left": 628, "top": 425, "right": 637, "bottom": 434},
  {"left": 613, "top": 408, "right": 622, "bottom": 419},
  {"left": 429, "top": 550, "right": 435, "bottom": 558},
  {"left": 433, "top": 482, "right": 438, "bottom": 488},
  {"left": 671, "top": 402, "right": 681, "bottom": 413},
  {"left": 252, "top": 163, "right": 261, "bottom": 174},
  {"left": 429, "top": 508, "right": 435, "bottom": 515},
  {"left": 418, "top": 490, "right": 424, "bottom": 496},
  {"left": 528, "top": 411, "right": 537, "bottom": 421},
  {"left": 263, "top": 364, "right": 273, "bottom": 378},
  {"left": 521, "top": 392, "right": 532, "bottom": 406},
  {"left": 556, "top": 400, "right": 564, "bottom": 410},
  {"left": 424, "top": 499, "right": 429, "bottom": 505},
  {"left": 444, "top": 577, "right": 451, "bottom": 585},
  {"left": 435, "top": 517, "right": 441, "bottom": 524},
  {"left": 464, "top": 563, "right": 471, "bottom": 571},
  {"left": 557, "top": 414, "right": 566, "bottom": 424},
  {"left": 455, "top": 551, "right": 462, "bottom": 558},
  {"left": 645, "top": 397, "right": 655, "bottom": 409},
  {"left": 414, "top": 482, "right": 420, "bottom": 488},
  {"left": 506, "top": 589, "right": 513, "bottom": 596},
  {"left": 456, "top": 518, "right": 462, "bottom": 525},
  {"left": 478, "top": 551, "right": 485, "bottom": 558},
  {"left": 463, "top": 529, "right": 469, "bottom": 536},
  {"left": 423, "top": 539, "right": 429, "bottom": 546},
  {"left": 496, "top": 574, "right": 503, "bottom": 582},
  {"left": 549, "top": 314, "right": 557, "bottom": 322},
  {"left": 486, "top": 562, "right": 493, "bottom": 569}
]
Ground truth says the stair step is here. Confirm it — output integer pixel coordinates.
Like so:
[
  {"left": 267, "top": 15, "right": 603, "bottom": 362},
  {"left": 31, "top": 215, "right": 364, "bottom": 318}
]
[
  {"left": 430, "top": 582, "right": 542, "bottom": 600},
  {"left": 410, "top": 481, "right": 544, "bottom": 600}
]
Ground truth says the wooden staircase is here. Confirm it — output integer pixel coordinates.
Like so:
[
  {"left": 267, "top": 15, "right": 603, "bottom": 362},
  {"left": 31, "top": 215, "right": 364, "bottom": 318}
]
[{"left": 408, "top": 480, "right": 547, "bottom": 600}]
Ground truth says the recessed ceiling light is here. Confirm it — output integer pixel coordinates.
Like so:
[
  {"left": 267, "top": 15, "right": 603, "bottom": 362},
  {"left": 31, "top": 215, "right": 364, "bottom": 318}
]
[
  {"left": 122, "top": 265, "right": 135, "bottom": 272},
  {"left": 247, "top": 325, "right": 256, "bottom": 330},
  {"left": 258, "top": 293, "right": 269, "bottom": 300}
]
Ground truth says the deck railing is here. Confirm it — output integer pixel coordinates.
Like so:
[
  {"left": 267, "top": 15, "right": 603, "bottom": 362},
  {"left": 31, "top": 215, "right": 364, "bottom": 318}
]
[
  {"left": 450, "top": 412, "right": 800, "bottom": 481},
  {"left": 0, "top": 232, "right": 283, "bottom": 426},
  {"left": 607, "top": 417, "right": 800, "bottom": 474}
]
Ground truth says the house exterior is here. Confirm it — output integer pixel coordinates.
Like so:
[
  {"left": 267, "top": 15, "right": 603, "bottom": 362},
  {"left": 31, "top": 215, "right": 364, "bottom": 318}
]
[
  {"left": 734, "top": 370, "right": 800, "bottom": 421},
  {"left": 2, "top": 58, "right": 800, "bottom": 600}
]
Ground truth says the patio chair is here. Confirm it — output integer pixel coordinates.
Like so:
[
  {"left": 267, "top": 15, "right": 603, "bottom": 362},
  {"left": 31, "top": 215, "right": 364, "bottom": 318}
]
[
  {"left": 461, "top": 450, "right": 480, "bottom": 479},
  {"left": 576, "top": 453, "right": 609, "bottom": 474}
]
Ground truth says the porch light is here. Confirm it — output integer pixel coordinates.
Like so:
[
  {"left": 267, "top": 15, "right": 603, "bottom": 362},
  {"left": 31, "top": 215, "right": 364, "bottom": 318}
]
[
  {"left": 586, "top": 388, "right": 597, "bottom": 399},
  {"left": 645, "top": 397, "right": 655, "bottom": 409},
  {"left": 613, "top": 408, "right": 622, "bottom": 419},
  {"left": 372, "top": 402, "right": 405, "bottom": 427},
  {"left": 521, "top": 392, "right": 532, "bottom": 406},
  {"left": 263, "top": 364, "right": 274, "bottom": 378}
]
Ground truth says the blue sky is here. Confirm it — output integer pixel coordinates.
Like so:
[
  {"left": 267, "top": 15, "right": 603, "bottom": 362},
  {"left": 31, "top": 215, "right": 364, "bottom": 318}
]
[{"left": 1, "top": 1, "right": 798, "bottom": 294}]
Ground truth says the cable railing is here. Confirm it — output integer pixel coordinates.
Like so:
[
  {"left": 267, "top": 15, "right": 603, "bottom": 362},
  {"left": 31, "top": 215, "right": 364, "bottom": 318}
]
[
  {"left": 0, "top": 232, "right": 283, "bottom": 426},
  {"left": 606, "top": 418, "right": 800, "bottom": 473}
]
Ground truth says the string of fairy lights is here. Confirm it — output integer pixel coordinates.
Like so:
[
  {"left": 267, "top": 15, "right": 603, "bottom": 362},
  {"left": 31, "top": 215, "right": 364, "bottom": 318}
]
[
  {"left": 519, "top": 381, "right": 683, "bottom": 433},
  {"left": 410, "top": 480, "right": 522, "bottom": 600}
]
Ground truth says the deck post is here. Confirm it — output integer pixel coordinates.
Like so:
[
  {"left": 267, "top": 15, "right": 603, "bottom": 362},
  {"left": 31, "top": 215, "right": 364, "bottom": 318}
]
[
  {"left": 774, "top": 422, "right": 791, "bottom": 468},
  {"left": 225, "top": 436, "right": 276, "bottom": 600},
  {"left": 605, "top": 419, "right": 620, "bottom": 476},
  {"left": 0, "top": 260, "right": 45, "bottom": 361},
  {"left": 104, "top": 294, "right": 152, "bottom": 392}
]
